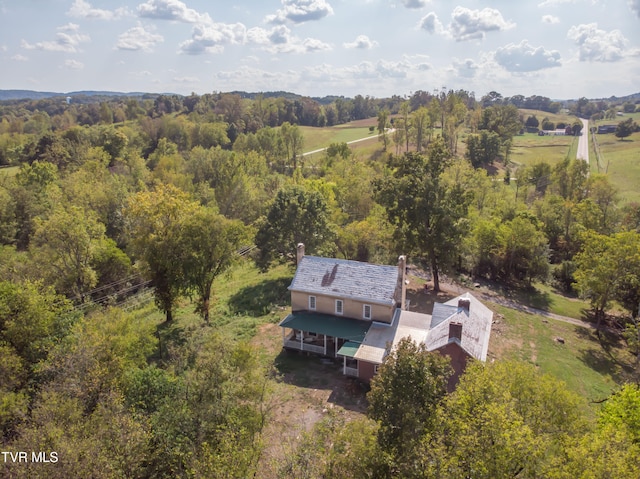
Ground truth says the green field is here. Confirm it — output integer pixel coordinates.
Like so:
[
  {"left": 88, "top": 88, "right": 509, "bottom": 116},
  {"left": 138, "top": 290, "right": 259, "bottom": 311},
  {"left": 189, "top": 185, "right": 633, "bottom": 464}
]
[
  {"left": 518, "top": 108, "right": 577, "bottom": 126},
  {"left": 510, "top": 132, "right": 576, "bottom": 169},
  {"left": 299, "top": 125, "right": 376, "bottom": 153},
  {"left": 591, "top": 128, "right": 640, "bottom": 204}
]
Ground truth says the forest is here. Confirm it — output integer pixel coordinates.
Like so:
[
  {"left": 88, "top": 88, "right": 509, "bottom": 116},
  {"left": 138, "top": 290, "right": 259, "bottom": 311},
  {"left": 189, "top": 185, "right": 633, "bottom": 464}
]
[{"left": 1, "top": 88, "right": 639, "bottom": 478}]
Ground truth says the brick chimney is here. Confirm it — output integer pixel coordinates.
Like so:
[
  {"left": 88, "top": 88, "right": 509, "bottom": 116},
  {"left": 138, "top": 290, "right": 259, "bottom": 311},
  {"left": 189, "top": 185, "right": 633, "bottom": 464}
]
[
  {"left": 398, "top": 255, "right": 407, "bottom": 310},
  {"left": 449, "top": 322, "right": 462, "bottom": 341},
  {"left": 458, "top": 298, "right": 471, "bottom": 312},
  {"left": 296, "top": 243, "right": 305, "bottom": 265}
]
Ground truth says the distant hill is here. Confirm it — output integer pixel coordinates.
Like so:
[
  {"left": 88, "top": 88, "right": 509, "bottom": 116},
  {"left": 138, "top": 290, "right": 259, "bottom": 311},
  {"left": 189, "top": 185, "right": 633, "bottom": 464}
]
[{"left": 0, "top": 90, "right": 158, "bottom": 101}]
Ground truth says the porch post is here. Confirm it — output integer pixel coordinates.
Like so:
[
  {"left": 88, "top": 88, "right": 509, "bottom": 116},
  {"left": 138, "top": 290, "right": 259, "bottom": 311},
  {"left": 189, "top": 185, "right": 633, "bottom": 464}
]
[
  {"left": 324, "top": 334, "right": 327, "bottom": 356},
  {"left": 343, "top": 355, "right": 346, "bottom": 375},
  {"left": 300, "top": 330, "right": 303, "bottom": 351},
  {"left": 282, "top": 327, "right": 285, "bottom": 347},
  {"left": 335, "top": 338, "right": 338, "bottom": 357}
]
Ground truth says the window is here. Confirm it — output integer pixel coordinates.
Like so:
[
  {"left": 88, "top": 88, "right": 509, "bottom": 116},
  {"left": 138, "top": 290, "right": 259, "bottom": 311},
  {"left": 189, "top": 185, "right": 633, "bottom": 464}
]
[
  {"left": 335, "top": 299, "right": 343, "bottom": 315},
  {"left": 363, "top": 304, "right": 372, "bottom": 320},
  {"left": 374, "top": 365, "right": 380, "bottom": 374},
  {"left": 308, "top": 295, "right": 316, "bottom": 310}
]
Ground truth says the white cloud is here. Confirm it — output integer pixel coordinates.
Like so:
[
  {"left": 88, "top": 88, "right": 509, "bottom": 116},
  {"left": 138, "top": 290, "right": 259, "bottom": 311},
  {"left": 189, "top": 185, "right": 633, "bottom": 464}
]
[
  {"left": 542, "top": 15, "right": 560, "bottom": 24},
  {"left": 343, "top": 35, "right": 378, "bottom": 49},
  {"left": 173, "top": 76, "right": 199, "bottom": 83},
  {"left": 451, "top": 58, "right": 479, "bottom": 78},
  {"left": 449, "top": 7, "right": 515, "bottom": 42},
  {"left": 179, "top": 22, "right": 246, "bottom": 54},
  {"left": 567, "top": 23, "right": 628, "bottom": 61},
  {"left": 418, "top": 12, "right": 443, "bottom": 34},
  {"left": 11, "top": 54, "right": 28, "bottom": 61},
  {"left": 629, "top": 0, "right": 640, "bottom": 17},
  {"left": 21, "top": 23, "right": 90, "bottom": 53},
  {"left": 494, "top": 40, "right": 561, "bottom": 71},
  {"left": 116, "top": 23, "right": 164, "bottom": 52},
  {"left": 538, "top": 0, "right": 572, "bottom": 6},
  {"left": 247, "top": 25, "right": 331, "bottom": 54},
  {"left": 266, "top": 0, "right": 334, "bottom": 24},
  {"left": 137, "top": 0, "right": 210, "bottom": 24},
  {"left": 68, "top": 0, "right": 129, "bottom": 20},
  {"left": 62, "top": 59, "right": 84, "bottom": 70},
  {"left": 401, "top": 0, "right": 429, "bottom": 8}
]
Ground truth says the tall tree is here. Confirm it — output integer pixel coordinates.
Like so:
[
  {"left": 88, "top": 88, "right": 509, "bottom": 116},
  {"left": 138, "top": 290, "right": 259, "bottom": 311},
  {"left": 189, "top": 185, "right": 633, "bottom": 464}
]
[
  {"left": 411, "top": 107, "right": 430, "bottom": 152},
  {"left": 254, "top": 185, "right": 334, "bottom": 270},
  {"left": 616, "top": 117, "right": 637, "bottom": 140},
  {"left": 367, "top": 338, "right": 451, "bottom": 475},
  {"left": 125, "top": 184, "right": 198, "bottom": 322},
  {"left": 377, "top": 109, "right": 390, "bottom": 151},
  {"left": 374, "top": 139, "right": 472, "bottom": 291},
  {"left": 180, "top": 208, "right": 249, "bottom": 322},
  {"left": 574, "top": 230, "right": 640, "bottom": 326},
  {"left": 32, "top": 205, "right": 107, "bottom": 300}
]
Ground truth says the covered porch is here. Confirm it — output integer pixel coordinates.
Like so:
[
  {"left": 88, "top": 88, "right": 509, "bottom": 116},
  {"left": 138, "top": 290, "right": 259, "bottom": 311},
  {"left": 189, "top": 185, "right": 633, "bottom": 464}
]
[{"left": 279, "top": 311, "right": 370, "bottom": 361}]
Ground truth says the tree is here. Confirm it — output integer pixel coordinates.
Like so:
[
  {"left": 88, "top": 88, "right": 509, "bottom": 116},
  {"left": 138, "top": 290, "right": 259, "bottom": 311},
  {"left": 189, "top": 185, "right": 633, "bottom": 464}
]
[
  {"left": 465, "top": 130, "right": 501, "bottom": 168},
  {"left": 255, "top": 185, "right": 335, "bottom": 270},
  {"left": 368, "top": 338, "right": 451, "bottom": 474},
  {"left": 374, "top": 139, "right": 472, "bottom": 291},
  {"left": 32, "top": 205, "right": 107, "bottom": 299},
  {"left": 616, "top": 117, "right": 637, "bottom": 140},
  {"left": 599, "top": 384, "right": 640, "bottom": 443},
  {"left": 574, "top": 230, "right": 640, "bottom": 326},
  {"left": 180, "top": 208, "right": 250, "bottom": 322},
  {"left": 411, "top": 107, "right": 430, "bottom": 152},
  {"left": 377, "top": 109, "right": 390, "bottom": 150},
  {"left": 421, "top": 361, "right": 587, "bottom": 479},
  {"left": 125, "top": 184, "right": 198, "bottom": 322},
  {"left": 525, "top": 115, "right": 539, "bottom": 128}
]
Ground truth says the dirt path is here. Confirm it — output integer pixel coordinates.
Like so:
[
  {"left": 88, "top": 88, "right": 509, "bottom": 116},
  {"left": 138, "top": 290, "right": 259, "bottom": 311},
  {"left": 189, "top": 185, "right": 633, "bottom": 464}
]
[{"left": 435, "top": 280, "right": 598, "bottom": 330}]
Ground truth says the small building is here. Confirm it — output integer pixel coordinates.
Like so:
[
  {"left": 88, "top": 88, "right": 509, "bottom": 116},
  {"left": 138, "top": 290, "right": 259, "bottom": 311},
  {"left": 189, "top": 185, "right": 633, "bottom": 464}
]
[
  {"left": 597, "top": 124, "right": 617, "bottom": 134},
  {"left": 279, "top": 245, "right": 493, "bottom": 386}
]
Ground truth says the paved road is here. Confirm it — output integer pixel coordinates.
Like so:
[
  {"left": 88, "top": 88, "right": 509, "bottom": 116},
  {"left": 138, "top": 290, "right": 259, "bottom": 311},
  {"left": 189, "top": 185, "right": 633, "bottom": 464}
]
[{"left": 577, "top": 118, "right": 589, "bottom": 164}]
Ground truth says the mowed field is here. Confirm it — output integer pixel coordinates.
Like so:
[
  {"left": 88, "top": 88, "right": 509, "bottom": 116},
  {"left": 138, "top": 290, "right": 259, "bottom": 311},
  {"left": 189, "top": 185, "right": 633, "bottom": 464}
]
[{"left": 591, "top": 112, "right": 640, "bottom": 204}]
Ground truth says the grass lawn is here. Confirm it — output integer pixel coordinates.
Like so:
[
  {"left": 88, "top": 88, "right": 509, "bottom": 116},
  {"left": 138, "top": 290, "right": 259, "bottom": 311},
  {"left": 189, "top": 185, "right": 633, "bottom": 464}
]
[
  {"left": 510, "top": 132, "right": 575, "bottom": 169},
  {"left": 592, "top": 129, "right": 640, "bottom": 204},
  {"left": 518, "top": 108, "right": 578, "bottom": 126},
  {"left": 299, "top": 125, "right": 376, "bottom": 153},
  {"left": 488, "top": 302, "right": 636, "bottom": 415}
]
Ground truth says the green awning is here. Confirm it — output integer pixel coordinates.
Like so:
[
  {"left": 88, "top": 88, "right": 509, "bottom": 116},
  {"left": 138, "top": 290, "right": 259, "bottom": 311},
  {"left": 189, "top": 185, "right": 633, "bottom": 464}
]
[
  {"left": 279, "top": 311, "right": 371, "bottom": 343},
  {"left": 337, "top": 341, "right": 361, "bottom": 358}
]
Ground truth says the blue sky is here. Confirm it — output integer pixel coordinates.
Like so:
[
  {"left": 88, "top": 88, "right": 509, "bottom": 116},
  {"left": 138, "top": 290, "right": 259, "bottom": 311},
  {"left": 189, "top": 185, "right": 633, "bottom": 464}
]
[{"left": 1, "top": 0, "right": 639, "bottom": 99}]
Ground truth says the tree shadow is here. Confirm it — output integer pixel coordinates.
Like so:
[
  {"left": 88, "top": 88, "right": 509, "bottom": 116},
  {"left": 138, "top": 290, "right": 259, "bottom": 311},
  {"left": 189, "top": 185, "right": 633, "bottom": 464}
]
[
  {"left": 227, "top": 277, "right": 292, "bottom": 317},
  {"left": 575, "top": 324, "right": 636, "bottom": 383},
  {"left": 274, "top": 349, "right": 368, "bottom": 413},
  {"left": 474, "top": 278, "right": 553, "bottom": 312}
]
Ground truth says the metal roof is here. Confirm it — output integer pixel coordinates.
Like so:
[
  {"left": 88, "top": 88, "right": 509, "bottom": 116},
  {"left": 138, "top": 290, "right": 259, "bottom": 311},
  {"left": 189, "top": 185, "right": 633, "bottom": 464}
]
[
  {"left": 288, "top": 256, "right": 400, "bottom": 306},
  {"left": 337, "top": 341, "right": 361, "bottom": 358},
  {"left": 355, "top": 309, "right": 431, "bottom": 364},
  {"left": 424, "top": 293, "right": 493, "bottom": 361},
  {"left": 279, "top": 311, "right": 371, "bottom": 343}
]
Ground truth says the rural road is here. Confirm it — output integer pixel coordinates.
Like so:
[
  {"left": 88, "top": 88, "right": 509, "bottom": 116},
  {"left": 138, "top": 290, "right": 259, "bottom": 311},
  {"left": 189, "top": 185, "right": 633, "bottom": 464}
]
[{"left": 576, "top": 118, "right": 589, "bottom": 164}]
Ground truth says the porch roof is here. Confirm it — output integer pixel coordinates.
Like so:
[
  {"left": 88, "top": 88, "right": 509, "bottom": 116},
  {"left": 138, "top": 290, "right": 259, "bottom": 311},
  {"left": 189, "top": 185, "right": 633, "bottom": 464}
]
[
  {"left": 279, "top": 311, "right": 371, "bottom": 343},
  {"left": 337, "top": 341, "right": 361, "bottom": 358}
]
